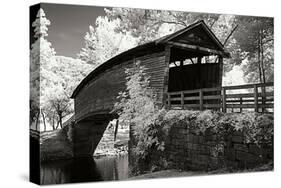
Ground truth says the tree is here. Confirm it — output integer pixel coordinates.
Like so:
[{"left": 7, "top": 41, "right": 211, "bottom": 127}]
[
  {"left": 113, "top": 60, "right": 157, "bottom": 128},
  {"left": 30, "top": 9, "right": 92, "bottom": 131},
  {"left": 105, "top": 8, "right": 243, "bottom": 73},
  {"left": 113, "top": 60, "right": 163, "bottom": 157},
  {"left": 78, "top": 16, "right": 137, "bottom": 68},
  {"left": 105, "top": 8, "right": 274, "bottom": 83},
  {"left": 105, "top": 8, "right": 221, "bottom": 45},
  {"left": 30, "top": 8, "right": 56, "bottom": 131},
  {"left": 234, "top": 16, "right": 273, "bottom": 83},
  {"left": 46, "top": 56, "right": 92, "bottom": 129}
]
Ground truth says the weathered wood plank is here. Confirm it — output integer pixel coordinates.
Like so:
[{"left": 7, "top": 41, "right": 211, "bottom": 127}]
[
  {"left": 181, "top": 92, "right": 184, "bottom": 109},
  {"left": 203, "top": 104, "right": 222, "bottom": 108},
  {"left": 167, "top": 41, "right": 229, "bottom": 57},
  {"left": 184, "top": 96, "right": 200, "bottom": 101},
  {"left": 199, "top": 90, "right": 203, "bottom": 111},
  {"left": 223, "top": 82, "right": 273, "bottom": 90},
  {"left": 222, "top": 88, "right": 226, "bottom": 113},
  {"left": 203, "top": 95, "right": 222, "bottom": 100},
  {"left": 75, "top": 51, "right": 166, "bottom": 120},
  {"left": 254, "top": 84, "right": 259, "bottom": 112},
  {"left": 227, "top": 93, "right": 254, "bottom": 98}
]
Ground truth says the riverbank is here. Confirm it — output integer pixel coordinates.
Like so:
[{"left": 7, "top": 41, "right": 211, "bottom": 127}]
[
  {"left": 40, "top": 128, "right": 73, "bottom": 161},
  {"left": 94, "top": 128, "right": 129, "bottom": 157},
  {"left": 94, "top": 145, "right": 128, "bottom": 157}
]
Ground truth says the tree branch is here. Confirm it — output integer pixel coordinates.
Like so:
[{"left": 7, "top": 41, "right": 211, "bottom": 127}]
[
  {"left": 210, "top": 19, "right": 217, "bottom": 29},
  {"left": 149, "top": 18, "right": 187, "bottom": 27},
  {"left": 223, "top": 25, "right": 239, "bottom": 46},
  {"left": 171, "top": 14, "right": 188, "bottom": 27},
  {"left": 262, "top": 38, "right": 273, "bottom": 45}
]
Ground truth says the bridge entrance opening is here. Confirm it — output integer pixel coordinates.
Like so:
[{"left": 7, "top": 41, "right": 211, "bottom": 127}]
[
  {"left": 168, "top": 46, "right": 222, "bottom": 93},
  {"left": 167, "top": 46, "right": 223, "bottom": 109}
]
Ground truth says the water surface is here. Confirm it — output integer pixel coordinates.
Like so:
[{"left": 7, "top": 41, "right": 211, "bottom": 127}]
[{"left": 40, "top": 155, "right": 129, "bottom": 185}]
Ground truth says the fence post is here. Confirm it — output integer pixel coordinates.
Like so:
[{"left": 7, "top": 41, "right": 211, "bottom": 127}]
[
  {"left": 222, "top": 87, "right": 226, "bottom": 113},
  {"left": 167, "top": 93, "right": 171, "bottom": 110},
  {"left": 254, "top": 85, "right": 258, "bottom": 112},
  {"left": 181, "top": 91, "right": 184, "bottom": 109},
  {"left": 261, "top": 84, "right": 266, "bottom": 113},
  {"left": 199, "top": 89, "right": 203, "bottom": 111},
  {"left": 239, "top": 97, "right": 243, "bottom": 113}
]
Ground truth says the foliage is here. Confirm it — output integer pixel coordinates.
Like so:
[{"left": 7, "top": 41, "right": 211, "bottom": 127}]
[
  {"left": 105, "top": 8, "right": 225, "bottom": 45},
  {"left": 30, "top": 8, "right": 57, "bottom": 130},
  {"left": 234, "top": 16, "right": 274, "bottom": 83},
  {"left": 30, "top": 9, "right": 92, "bottom": 130},
  {"left": 32, "top": 8, "right": 51, "bottom": 38},
  {"left": 113, "top": 60, "right": 164, "bottom": 158},
  {"left": 218, "top": 112, "right": 273, "bottom": 144},
  {"left": 158, "top": 110, "right": 273, "bottom": 145},
  {"left": 78, "top": 16, "right": 137, "bottom": 68},
  {"left": 104, "top": 8, "right": 273, "bottom": 82}
]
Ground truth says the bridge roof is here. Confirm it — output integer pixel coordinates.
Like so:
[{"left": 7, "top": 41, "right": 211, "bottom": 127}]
[{"left": 71, "top": 20, "right": 230, "bottom": 98}]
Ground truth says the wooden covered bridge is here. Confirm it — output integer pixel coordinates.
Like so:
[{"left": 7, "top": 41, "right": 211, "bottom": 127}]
[{"left": 70, "top": 20, "right": 273, "bottom": 157}]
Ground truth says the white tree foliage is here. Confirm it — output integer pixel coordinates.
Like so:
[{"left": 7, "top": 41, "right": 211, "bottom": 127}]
[
  {"left": 78, "top": 16, "right": 137, "bottom": 68},
  {"left": 30, "top": 8, "right": 92, "bottom": 131},
  {"left": 32, "top": 8, "right": 51, "bottom": 38},
  {"left": 30, "top": 8, "right": 57, "bottom": 130}
]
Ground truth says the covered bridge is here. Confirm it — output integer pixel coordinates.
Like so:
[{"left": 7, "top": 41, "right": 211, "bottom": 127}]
[{"left": 70, "top": 20, "right": 230, "bottom": 157}]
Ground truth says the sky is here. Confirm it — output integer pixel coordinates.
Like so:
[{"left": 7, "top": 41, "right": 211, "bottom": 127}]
[{"left": 33, "top": 3, "right": 107, "bottom": 58}]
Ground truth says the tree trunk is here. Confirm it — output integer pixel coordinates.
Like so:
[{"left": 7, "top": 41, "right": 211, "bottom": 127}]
[
  {"left": 35, "top": 111, "right": 40, "bottom": 131},
  {"left": 41, "top": 111, "right": 47, "bottom": 132},
  {"left": 260, "top": 30, "right": 266, "bottom": 112},
  {"left": 261, "top": 33, "right": 266, "bottom": 84},
  {"left": 59, "top": 113, "right": 63, "bottom": 129},
  {"left": 56, "top": 119, "right": 59, "bottom": 130},
  {"left": 52, "top": 113, "right": 55, "bottom": 130}
]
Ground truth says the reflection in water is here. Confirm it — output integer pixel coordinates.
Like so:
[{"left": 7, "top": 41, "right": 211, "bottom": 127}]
[{"left": 40, "top": 155, "right": 129, "bottom": 185}]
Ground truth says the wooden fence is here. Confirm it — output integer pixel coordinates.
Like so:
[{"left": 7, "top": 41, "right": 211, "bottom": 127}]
[{"left": 167, "top": 82, "right": 274, "bottom": 113}]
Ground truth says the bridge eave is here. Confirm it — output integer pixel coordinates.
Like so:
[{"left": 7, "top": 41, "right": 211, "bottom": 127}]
[{"left": 75, "top": 110, "right": 118, "bottom": 123}]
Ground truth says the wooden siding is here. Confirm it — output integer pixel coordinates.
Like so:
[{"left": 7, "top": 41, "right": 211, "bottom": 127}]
[
  {"left": 74, "top": 52, "right": 166, "bottom": 121},
  {"left": 172, "top": 26, "right": 221, "bottom": 51}
]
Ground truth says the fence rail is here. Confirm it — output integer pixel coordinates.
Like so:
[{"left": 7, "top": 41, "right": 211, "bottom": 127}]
[{"left": 167, "top": 82, "right": 274, "bottom": 113}]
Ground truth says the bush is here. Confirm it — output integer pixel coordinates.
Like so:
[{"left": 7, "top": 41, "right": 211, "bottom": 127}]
[
  {"left": 157, "top": 110, "right": 273, "bottom": 145},
  {"left": 130, "top": 109, "right": 273, "bottom": 172}
]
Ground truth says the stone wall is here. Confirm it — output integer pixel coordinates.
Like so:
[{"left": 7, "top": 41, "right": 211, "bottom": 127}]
[
  {"left": 160, "top": 123, "right": 273, "bottom": 171},
  {"left": 130, "top": 120, "right": 273, "bottom": 173}
]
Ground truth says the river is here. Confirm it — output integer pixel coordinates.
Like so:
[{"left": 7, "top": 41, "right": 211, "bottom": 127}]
[{"left": 40, "top": 155, "right": 129, "bottom": 185}]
